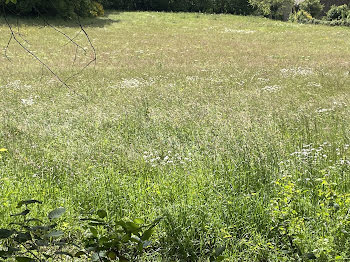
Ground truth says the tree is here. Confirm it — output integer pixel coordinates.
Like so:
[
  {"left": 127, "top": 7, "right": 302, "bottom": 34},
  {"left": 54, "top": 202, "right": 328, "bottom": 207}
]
[
  {"left": 1, "top": 0, "right": 104, "bottom": 18},
  {"left": 249, "top": 0, "right": 294, "bottom": 20}
]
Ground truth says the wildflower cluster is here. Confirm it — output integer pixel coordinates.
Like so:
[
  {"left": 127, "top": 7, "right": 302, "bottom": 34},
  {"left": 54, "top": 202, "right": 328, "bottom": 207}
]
[
  {"left": 261, "top": 85, "right": 281, "bottom": 93},
  {"left": 280, "top": 67, "right": 314, "bottom": 77},
  {"left": 1, "top": 80, "right": 31, "bottom": 89},
  {"left": 143, "top": 150, "right": 192, "bottom": 167}
]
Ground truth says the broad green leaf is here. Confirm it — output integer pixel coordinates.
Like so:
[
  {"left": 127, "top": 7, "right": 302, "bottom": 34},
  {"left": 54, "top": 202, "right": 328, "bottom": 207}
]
[
  {"left": 75, "top": 251, "right": 86, "bottom": 257},
  {"left": 121, "top": 233, "right": 131, "bottom": 242},
  {"left": 46, "top": 231, "right": 64, "bottom": 238},
  {"left": 107, "top": 251, "right": 117, "bottom": 260},
  {"left": 133, "top": 218, "right": 144, "bottom": 224},
  {"left": 141, "top": 228, "right": 154, "bottom": 241},
  {"left": 125, "top": 222, "right": 140, "bottom": 232},
  {"left": 48, "top": 207, "right": 65, "bottom": 220},
  {"left": 0, "top": 229, "right": 13, "bottom": 239},
  {"left": 215, "top": 246, "right": 226, "bottom": 257},
  {"left": 14, "top": 232, "right": 31, "bottom": 243},
  {"left": 97, "top": 209, "right": 107, "bottom": 219},
  {"left": 89, "top": 227, "right": 98, "bottom": 237}
]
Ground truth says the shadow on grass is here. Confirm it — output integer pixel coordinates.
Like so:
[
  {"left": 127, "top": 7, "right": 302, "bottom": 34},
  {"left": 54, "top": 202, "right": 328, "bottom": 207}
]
[{"left": 0, "top": 12, "right": 121, "bottom": 28}]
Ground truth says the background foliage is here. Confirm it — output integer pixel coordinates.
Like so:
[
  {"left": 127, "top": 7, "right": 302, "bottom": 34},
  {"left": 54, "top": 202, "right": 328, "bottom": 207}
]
[
  {"left": 1, "top": 0, "right": 104, "bottom": 18},
  {"left": 1, "top": 0, "right": 255, "bottom": 17},
  {"left": 99, "top": 0, "right": 255, "bottom": 15}
]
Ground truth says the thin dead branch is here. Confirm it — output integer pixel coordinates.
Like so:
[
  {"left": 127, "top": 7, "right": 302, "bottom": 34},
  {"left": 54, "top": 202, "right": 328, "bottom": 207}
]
[{"left": 2, "top": 5, "right": 99, "bottom": 101}]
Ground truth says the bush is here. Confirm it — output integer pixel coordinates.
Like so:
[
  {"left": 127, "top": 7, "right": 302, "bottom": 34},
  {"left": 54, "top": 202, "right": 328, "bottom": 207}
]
[
  {"left": 326, "top": 4, "right": 349, "bottom": 20},
  {"left": 99, "top": 0, "right": 254, "bottom": 15},
  {"left": 289, "top": 9, "right": 313, "bottom": 22},
  {"left": 249, "top": 0, "right": 294, "bottom": 20},
  {"left": 1, "top": 0, "right": 105, "bottom": 18},
  {"left": 90, "top": 1, "right": 104, "bottom": 16},
  {"left": 299, "top": 0, "right": 323, "bottom": 18}
]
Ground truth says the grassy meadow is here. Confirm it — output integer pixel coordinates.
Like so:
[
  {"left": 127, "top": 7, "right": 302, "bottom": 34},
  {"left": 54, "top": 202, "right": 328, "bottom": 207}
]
[{"left": 1, "top": 11, "right": 350, "bottom": 261}]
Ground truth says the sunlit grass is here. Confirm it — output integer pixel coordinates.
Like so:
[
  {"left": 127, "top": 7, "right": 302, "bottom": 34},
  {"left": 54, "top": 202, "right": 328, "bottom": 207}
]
[{"left": 1, "top": 11, "right": 350, "bottom": 261}]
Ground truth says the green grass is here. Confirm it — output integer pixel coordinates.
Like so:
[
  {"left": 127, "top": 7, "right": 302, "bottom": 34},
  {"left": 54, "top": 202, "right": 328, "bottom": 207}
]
[{"left": 1, "top": 11, "right": 350, "bottom": 261}]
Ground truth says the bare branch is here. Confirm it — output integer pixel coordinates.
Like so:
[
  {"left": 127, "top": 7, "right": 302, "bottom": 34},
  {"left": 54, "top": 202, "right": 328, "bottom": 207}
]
[
  {"left": 4, "top": 34, "right": 13, "bottom": 61},
  {"left": 62, "top": 29, "right": 83, "bottom": 48},
  {"left": 38, "top": 13, "right": 87, "bottom": 56},
  {"left": 78, "top": 16, "right": 96, "bottom": 66},
  {"left": 64, "top": 16, "right": 97, "bottom": 84},
  {"left": 3, "top": 8, "right": 86, "bottom": 100}
]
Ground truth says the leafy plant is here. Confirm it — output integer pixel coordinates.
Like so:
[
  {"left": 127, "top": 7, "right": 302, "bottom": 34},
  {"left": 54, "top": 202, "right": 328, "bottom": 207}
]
[
  {"left": 0, "top": 200, "right": 71, "bottom": 261},
  {"left": 0, "top": 201, "right": 162, "bottom": 261},
  {"left": 77, "top": 210, "right": 162, "bottom": 261},
  {"left": 270, "top": 175, "right": 350, "bottom": 261}
]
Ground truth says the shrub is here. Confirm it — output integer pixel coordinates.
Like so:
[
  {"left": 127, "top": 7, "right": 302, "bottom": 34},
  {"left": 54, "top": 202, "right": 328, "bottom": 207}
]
[
  {"left": 99, "top": 0, "right": 255, "bottom": 15},
  {"left": 248, "top": 0, "right": 294, "bottom": 20},
  {"left": 299, "top": 0, "right": 323, "bottom": 18},
  {"left": 326, "top": 4, "right": 349, "bottom": 20},
  {"left": 289, "top": 9, "right": 313, "bottom": 22},
  {"left": 90, "top": 1, "right": 104, "bottom": 17},
  {"left": 1, "top": 0, "right": 104, "bottom": 18}
]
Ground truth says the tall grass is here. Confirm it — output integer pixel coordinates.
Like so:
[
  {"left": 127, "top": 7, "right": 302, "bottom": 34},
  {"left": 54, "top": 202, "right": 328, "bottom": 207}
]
[{"left": 0, "top": 12, "right": 350, "bottom": 260}]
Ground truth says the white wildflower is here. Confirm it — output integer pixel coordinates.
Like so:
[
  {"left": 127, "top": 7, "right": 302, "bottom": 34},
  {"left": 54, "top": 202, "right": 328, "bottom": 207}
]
[
  {"left": 21, "top": 97, "right": 34, "bottom": 106},
  {"left": 280, "top": 67, "right": 314, "bottom": 77},
  {"left": 223, "top": 28, "right": 255, "bottom": 34},
  {"left": 261, "top": 85, "right": 281, "bottom": 93}
]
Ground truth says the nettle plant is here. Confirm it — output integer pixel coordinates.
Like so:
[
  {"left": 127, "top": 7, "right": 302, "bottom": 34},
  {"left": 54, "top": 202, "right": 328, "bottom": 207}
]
[{"left": 0, "top": 201, "right": 161, "bottom": 261}]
